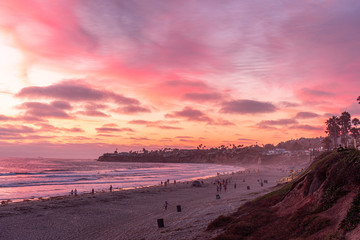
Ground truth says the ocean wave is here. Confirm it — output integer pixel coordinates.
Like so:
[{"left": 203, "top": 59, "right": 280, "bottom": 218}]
[{"left": 0, "top": 159, "right": 245, "bottom": 201}]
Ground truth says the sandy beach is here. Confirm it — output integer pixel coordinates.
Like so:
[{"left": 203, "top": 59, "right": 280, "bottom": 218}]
[{"left": 0, "top": 166, "right": 290, "bottom": 240}]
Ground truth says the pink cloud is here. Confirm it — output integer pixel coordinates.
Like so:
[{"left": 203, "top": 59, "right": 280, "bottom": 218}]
[
  {"left": 17, "top": 115, "right": 47, "bottom": 123},
  {"left": 96, "top": 124, "right": 134, "bottom": 133},
  {"left": 179, "top": 138, "right": 196, "bottom": 142},
  {"left": 182, "top": 92, "right": 222, "bottom": 102},
  {"left": 175, "top": 136, "right": 194, "bottom": 139},
  {"left": 127, "top": 120, "right": 183, "bottom": 130},
  {"left": 115, "top": 105, "right": 151, "bottom": 114},
  {"left": 128, "top": 120, "right": 151, "bottom": 125},
  {"left": 289, "top": 125, "right": 323, "bottom": 131},
  {"left": 278, "top": 102, "right": 300, "bottom": 108},
  {"left": 165, "top": 107, "right": 212, "bottom": 122},
  {"left": 212, "top": 119, "right": 236, "bottom": 126},
  {"left": 237, "top": 138, "right": 258, "bottom": 144},
  {"left": 17, "top": 81, "right": 139, "bottom": 105},
  {"left": 0, "top": 115, "right": 14, "bottom": 121},
  {"left": 295, "top": 112, "right": 320, "bottom": 119},
  {"left": 129, "top": 137, "right": 150, "bottom": 141},
  {"left": 295, "top": 88, "right": 335, "bottom": 104},
  {"left": 37, "top": 123, "right": 84, "bottom": 133},
  {"left": 0, "top": 0, "right": 97, "bottom": 70},
  {"left": 220, "top": 100, "right": 277, "bottom": 114},
  {"left": 0, "top": 125, "right": 34, "bottom": 135},
  {"left": 16, "top": 81, "right": 154, "bottom": 117},
  {"left": 51, "top": 101, "right": 72, "bottom": 110},
  {"left": 158, "top": 125, "right": 183, "bottom": 130},
  {"left": 19, "top": 102, "right": 71, "bottom": 119},
  {"left": 258, "top": 119, "right": 298, "bottom": 127},
  {"left": 65, "top": 127, "right": 84, "bottom": 133},
  {"left": 77, "top": 110, "right": 109, "bottom": 117},
  {"left": 75, "top": 103, "right": 110, "bottom": 117},
  {"left": 165, "top": 80, "right": 209, "bottom": 89}
]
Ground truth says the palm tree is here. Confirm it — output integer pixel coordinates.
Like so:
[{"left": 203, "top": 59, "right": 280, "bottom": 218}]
[
  {"left": 338, "top": 111, "right": 351, "bottom": 147},
  {"left": 350, "top": 127, "right": 359, "bottom": 149},
  {"left": 325, "top": 116, "right": 340, "bottom": 149},
  {"left": 351, "top": 118, "right": 360, "bottom": 148},
  {"left": 352, "top": 118, "right": 360, "bottom": 127}
]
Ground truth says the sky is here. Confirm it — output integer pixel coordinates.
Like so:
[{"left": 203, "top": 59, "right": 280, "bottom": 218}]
[{"left": 0, "top": 0, "right": 360, "bottom": 158}]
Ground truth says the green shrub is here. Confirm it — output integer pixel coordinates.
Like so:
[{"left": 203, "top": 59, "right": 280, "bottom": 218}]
[
  {"left": 339, "top": 190, "right": 360, "bottom": 232},
  {"left": 315, "top": 186, "right": 349, "bottom": 213},
  {"left": 207, "top": 215, "right": 235, "bottom": 230}
]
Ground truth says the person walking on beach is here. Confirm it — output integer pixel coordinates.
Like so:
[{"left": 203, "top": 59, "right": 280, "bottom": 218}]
[
  {"left": 110, "top": 185, "right": 113, "bottom": 192},
  {"left": 74, "top": 188, "right": 77, "bottom": 196},
  {"left": 164, "top": 201, "right": 168, "bottom": 210},
  {"left": 70, "top": 189, "right": 73, "bottom": 196}
]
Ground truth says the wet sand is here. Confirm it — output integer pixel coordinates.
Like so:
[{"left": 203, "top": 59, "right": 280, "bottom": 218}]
[{"left": 0, "top": 166, "right": 290, "bottom": 240}]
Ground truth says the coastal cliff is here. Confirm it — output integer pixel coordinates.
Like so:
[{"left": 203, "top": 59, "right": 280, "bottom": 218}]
[
  {"left": 207, "top": 149, "right": 360, "bottom": 239},
  {"left": 98, "top": 152, "right": 247, "bottom": 164},
  {"left": 97, "top": 149, "right": 263, "bottom": 164},
  {"left": 97, "top": 147, "right": 314, "bottom": 165}
]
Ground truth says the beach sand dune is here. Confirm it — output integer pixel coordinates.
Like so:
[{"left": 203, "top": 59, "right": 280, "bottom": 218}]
[{"left": 0, "top": 167, "right": 289, "bottom": 240}]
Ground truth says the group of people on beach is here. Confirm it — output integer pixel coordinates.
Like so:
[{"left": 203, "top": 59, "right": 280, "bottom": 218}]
[
  {"left": 70, "top": 189, "right": 77, "bottom": 196},
  {"left": 71, "top": 185, "right": 114, "bottom": 196},
  {"left": 161, "top": 179, "right": 175, "bottom": 187},
  {"left": 215, "top": 177, "right": 232, "bottom": 193}
]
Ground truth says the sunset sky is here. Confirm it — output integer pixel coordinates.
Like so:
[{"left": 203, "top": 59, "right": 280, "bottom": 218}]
[{"left": 1, "top": 0, "right": 360, "bottom": 158}]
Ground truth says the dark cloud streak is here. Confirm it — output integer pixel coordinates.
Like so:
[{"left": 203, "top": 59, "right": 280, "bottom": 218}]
[{"left": 220, "top": 99, "right": 277, "bottom": 114}]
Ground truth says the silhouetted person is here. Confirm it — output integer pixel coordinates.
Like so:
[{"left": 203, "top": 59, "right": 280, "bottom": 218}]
[
  {"left": 74, "top": 189, "right": 77, "bottom": 196},
  {"left": 164, "top": 201, "right": 168, "bottom": 210},
  {"left": 337, "top": 144, "right": 344, "bottom": 152},
  {"left": 91, "top": 189, "right": 94, "bottom": 194},
  {"left": 110, "top": 185, "right": 113, "bottom": 192}
]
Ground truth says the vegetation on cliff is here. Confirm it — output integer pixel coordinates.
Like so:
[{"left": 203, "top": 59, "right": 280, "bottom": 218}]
[
  {"left": 207, "top": 149, "right": 360, "bottom": 239},
  {"left": 98, "top": 137, "right": 324, "bottom": 163}
]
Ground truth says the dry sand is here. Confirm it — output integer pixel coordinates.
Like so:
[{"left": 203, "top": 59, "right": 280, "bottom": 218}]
[{"left": 0, "top": 166, "right": 290, "bottom": 240}]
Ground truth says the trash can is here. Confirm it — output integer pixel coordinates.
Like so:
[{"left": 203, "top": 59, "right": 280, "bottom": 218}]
[
  {"left": 177, "top": 205, "right": 182, "bottom": 212},
  {"left": 157, "top": 218, "right": 164, "bottom": 228}
]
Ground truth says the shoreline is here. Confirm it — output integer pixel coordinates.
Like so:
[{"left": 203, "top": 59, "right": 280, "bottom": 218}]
[
  {"left": 0, "top": 160, "right": 247, "bottom": 203},
  {"left": 0, "top": 165, "right": 291, "bottom": 240},
  {"left": 2, "top": 167, "right": 250, "bottom": 204}
]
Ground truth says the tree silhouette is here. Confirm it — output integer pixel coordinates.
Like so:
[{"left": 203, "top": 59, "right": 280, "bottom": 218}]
[
  {"left": 357, "top": 96, "right": 360, "bottom": 104},
  {"left": 325, "top": 116, "right": 340, "bottom": 148},
  {"left": 338, "top": 111, "right": 352, "bottom": 147},
  {"left": 322, "top": 136, "right": 332, "bottom": 150},
  {"left": 351, "top": 118, "right": 360, "bottom": 148}
]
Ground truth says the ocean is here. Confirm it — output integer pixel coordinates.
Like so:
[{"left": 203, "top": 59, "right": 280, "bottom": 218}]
[{"left": 0, "top": 157, "right": 244, "bottom": 202}]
